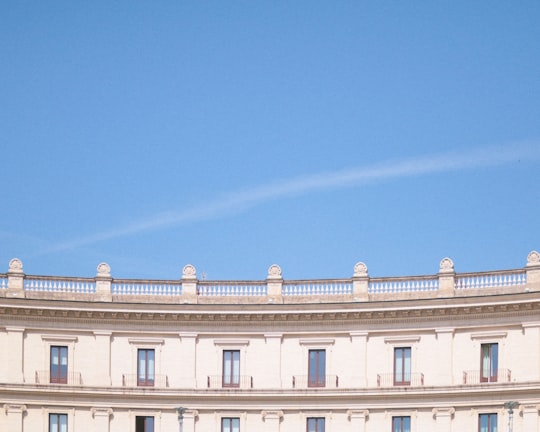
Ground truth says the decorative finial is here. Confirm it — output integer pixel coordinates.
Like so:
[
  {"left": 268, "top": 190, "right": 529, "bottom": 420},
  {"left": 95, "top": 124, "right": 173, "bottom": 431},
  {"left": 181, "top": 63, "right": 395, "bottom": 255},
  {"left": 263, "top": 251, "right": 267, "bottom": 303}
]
[
  {"left": 439, "top": 257, "right": 455, "bottom": 273},
  {"left": 182, "top": 264, "right": 197, "bottom": 279},
  {"left": 353, "top": 262, "right": 368, "bottom": 277},
  {"left": 267, "top": 264, "right": 282, "bottom": 279},
  {"left": 8, "top": 258, "right": 23, "bottom": 273},
  {"left": 527, "top": 250, "right": 540, "bottom": 267},
  {"left": 96, "top": 262, "right": 111, "bottom": 277}
]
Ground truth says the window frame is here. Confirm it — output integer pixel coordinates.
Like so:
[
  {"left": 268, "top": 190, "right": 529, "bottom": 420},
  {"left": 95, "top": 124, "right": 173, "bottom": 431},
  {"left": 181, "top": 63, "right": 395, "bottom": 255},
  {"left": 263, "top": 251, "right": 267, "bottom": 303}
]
[
  {"left": 307, "top": 417, "right": 325, "bottom": 432},
  {"left": 137, "top": 348, "right": 155, "bottom": 387},
  {"left": 478, "top": 413, "right": 497, "bottom": 432},
  {"left": 392, "top": 416, "right": 411, "bottom": 432},
  {"left": 222, "top": 350, "right": 240, "bottom": 388},
  {"left": 480, "top": 343, "right": 498, "bottom": 383},
  {"left": 49, "top": 413, "right": 68, "bottom": 432},
  {"left": 50, "top": 346, "right": 68, "bottom": 384},
  {"left": 393, "top": 347, "right": 411, "bottom": 386},
  {"left": 135, "top": 416, "right": 154, "bottom": 432},
  {"left": 308, "top": 349, "right": 326, "bottom": 388},
  {"left": 221, "top": 417, "right": 240, "bottom": 432}
]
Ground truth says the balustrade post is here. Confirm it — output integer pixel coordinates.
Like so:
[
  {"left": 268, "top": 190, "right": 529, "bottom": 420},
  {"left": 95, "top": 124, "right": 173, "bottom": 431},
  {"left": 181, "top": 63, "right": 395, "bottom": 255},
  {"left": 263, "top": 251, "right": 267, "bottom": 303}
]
[
  {"left": 181, "top": 265, "right": 198, "bottom": 304},
  {"left": 526, "top": 250, "right": 540, "bottom": 292},
  {"left": 266, "top": 265, "right": 283, "bottom": 303},
  {"left": 352, "top": 262, "right": 369, "bottom": 301},
  {"left": 6, "top": 258, "right": 25, "bottom": 298},
  {"left": 95, "top": 262, "right": 112, "bottom": 301},
  {"left": 438, "top": 257, "right": 455, "bottom": 297}
]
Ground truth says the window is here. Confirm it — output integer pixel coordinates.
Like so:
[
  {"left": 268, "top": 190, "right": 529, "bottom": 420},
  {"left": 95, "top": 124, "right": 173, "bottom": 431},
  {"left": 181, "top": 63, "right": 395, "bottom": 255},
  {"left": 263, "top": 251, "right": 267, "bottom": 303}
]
[
  {"left": 221, "top": 417, "right": 240, "bottom": 432},
  {"left": 308, "top": 349, "right": 326, "bottom": 387},
  {"left": 137, "top": 349, "right": 155, "bottom": 386},
  {"left": 394, "top": 347, "right": 411, "bottom": 385},
  {"left": 50, "top": 346, "right": 68, "bottom": 384},
  {"left": 49, "top": 414, "right": 67, "bottom": 432},
  {"left": 479, "top": 413, "right": 497, "bottom": 432},
  {"left": 223, "top": 350, "right": 240, "bottom": 387},
  {"left": 393, "top": 416, "right": 411, "bottom": 432},
  {"left": 480, "top": 343, "right": 498, "bottom": 382},
  {"left": 307, "top": 417, "right": 325, "bottom": 432},
  {"left": 136, "top": 416, "right": 154, "bottom": 432}
]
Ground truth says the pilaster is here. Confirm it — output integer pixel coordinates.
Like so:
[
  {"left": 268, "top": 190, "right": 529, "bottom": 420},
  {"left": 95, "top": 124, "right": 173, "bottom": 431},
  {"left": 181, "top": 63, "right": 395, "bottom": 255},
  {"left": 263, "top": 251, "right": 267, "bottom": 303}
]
[
  {"left": 348, "top": 410, "right": 369, "bottom": 432},
  {"left": 93, "top": 331, "right": 112, "bottom": 386},
  {"left": 5, "top": 327, "right": 25, "bottom": 383},
  {"left": 179, "top": 332, "right": 198, "bottom": 388},
  {"left": 522, "top": 405, "right": 539, "bottom": 432},
  {"left": 432, "top": 408, "right": 454, "bottom": 432},
  {"left": 91, "top": 407, "right": 113, "bottom": 432},
  {"left": 262, "top": 410, "right": 283, "bottom": 432},
  {"left": 4, "top": 404, "right": 26, "bottom": 432}
]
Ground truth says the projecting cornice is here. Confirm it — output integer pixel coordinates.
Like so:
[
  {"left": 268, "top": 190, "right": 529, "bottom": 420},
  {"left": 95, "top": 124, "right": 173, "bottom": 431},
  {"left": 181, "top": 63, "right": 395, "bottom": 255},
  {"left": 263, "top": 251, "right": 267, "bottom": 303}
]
[{"left": 0, "top": 292, "right": 539, "bottom": 332}]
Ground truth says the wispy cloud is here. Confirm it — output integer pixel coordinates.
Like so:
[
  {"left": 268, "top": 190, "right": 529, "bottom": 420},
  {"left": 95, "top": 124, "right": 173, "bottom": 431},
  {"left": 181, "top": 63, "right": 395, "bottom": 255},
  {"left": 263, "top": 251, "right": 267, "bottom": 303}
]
[{"left": 43, "top": 141, "right": 540, "bottom": 253}]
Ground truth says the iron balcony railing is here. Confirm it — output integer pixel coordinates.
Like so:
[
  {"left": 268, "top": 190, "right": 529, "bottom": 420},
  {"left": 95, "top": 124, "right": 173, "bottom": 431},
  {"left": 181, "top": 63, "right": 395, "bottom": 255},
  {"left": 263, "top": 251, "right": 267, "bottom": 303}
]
[
  {"left": 462, "top": 369, "right": 512, "bottom": 384},
  {"left": 35, "top": 370, "right": 82, "bottom": 386},
  {"left": 122, "top": 374, "right": 169, "bottom": 388},
  {"left": 376, "top": 372, "right": 424, "bottom": 387},
  {"left": 292, "top": 375, "right": 339, "bottom": 389},
  {"left": 206, "top": 375, "right": 253, "bottom": 389}
]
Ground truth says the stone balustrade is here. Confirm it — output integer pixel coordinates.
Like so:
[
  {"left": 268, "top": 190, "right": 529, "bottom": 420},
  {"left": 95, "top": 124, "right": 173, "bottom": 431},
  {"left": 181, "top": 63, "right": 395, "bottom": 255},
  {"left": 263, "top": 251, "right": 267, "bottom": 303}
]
[{"left": 1, "top": 250, "right": 539, "bottom": 303}]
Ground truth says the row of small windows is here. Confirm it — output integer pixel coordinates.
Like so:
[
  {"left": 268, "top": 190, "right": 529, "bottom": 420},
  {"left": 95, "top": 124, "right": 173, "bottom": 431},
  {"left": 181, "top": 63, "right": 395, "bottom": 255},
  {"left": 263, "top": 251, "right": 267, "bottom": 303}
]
[
  {"left": 47, "top": 414, "right": 499, "bottom": 432},
  {"left": 47, "top": 343, "right": 500, "bottom": 387}
]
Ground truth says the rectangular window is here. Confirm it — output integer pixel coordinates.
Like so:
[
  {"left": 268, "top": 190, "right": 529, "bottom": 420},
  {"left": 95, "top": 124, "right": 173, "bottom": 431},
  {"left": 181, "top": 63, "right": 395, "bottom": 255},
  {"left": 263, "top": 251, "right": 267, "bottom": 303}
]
[
  {"left": 50, "top": 346, "right": 68, "bottom": 384},
  {"left": 307, "top": 417, "right": 325, "bottom": 432},
  {"left": 223, "top": 350, "right": 240, "bottom": 387},
  {"left": 221, "top": 417, "right": 240, "bottom": 432},
  {"left": 49, "top": 413, "right": 67, "bottom": 432},
  {"left": 480, "top": 343, "right": 498, "bottom": 382},
  {"left": 394, "top": 347, "right": 411, "bottom": 385},
  {"left": 308, "top": 349, "right": 326, "bottom": 387},
  {"left": 479, "top": 413, "right": 497, "bottom": 432},
  {"left": 137, "top": 349, "right": 155, "bottom": 386},
  {"left": 136, "top": 416, "right": 154, "bottom": 432},
  {"left": 392, "top": 416, "right": 411, "bottom": 432}
]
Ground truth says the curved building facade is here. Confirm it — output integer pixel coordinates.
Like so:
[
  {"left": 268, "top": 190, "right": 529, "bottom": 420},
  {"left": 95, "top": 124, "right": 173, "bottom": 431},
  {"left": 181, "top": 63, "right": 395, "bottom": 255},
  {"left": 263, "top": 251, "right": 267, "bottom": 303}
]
[{"left": 1, "top": 251, "right": 540, "bottom": 432}]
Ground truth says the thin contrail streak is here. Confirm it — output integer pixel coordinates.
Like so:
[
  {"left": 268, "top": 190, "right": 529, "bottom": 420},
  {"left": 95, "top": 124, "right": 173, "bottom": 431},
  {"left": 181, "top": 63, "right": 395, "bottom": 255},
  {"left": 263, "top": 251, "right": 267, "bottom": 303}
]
[{"left": 42, "top": 141, "right": 540, "bottom": 253}]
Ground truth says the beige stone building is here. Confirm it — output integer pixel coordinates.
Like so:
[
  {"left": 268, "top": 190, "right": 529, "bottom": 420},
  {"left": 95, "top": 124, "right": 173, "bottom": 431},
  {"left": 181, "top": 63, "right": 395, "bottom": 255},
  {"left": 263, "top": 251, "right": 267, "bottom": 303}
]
[{"left": 1, "top": 251, "right": 540, "bottom": 432}]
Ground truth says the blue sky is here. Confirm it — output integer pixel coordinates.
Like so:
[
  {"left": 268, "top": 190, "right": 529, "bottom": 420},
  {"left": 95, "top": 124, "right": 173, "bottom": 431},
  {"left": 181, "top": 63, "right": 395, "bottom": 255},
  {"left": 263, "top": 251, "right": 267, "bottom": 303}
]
[{"left": 1, "top": 2, "right": 539, "bottom": 280}]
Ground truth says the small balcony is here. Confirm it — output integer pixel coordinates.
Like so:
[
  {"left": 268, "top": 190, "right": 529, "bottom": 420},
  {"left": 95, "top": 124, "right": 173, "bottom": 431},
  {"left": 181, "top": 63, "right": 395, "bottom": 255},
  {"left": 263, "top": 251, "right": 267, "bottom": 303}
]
[
  {"left": 292, "top": 375, "right": 339, "bottom": 389},
  {"left": 35, "top": 370, "right": 82, "bottom": 385},
  {"left": 462, "top": 369, "right": 511, "bottom": 384},
  {"left": 377, "top": 372, "right": 424, "bottom": 387},
  {"left": 122, "top": 374, "right": 169, "bottom": 388},
  {"left": 207, "top": 375, "right": 253, "bottom": 389}
]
